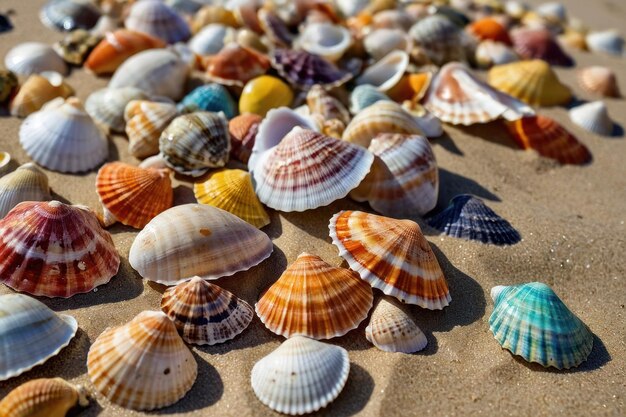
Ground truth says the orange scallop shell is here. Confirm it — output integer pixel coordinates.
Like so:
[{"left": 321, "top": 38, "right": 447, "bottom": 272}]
[
  {"left": 200, "top": 44, "right": 270, "bottom": 87},
  {"left": 467, "top": 17, "right": 512, "bottom": 45},
  {"left": 228, "top": 113, "right": 262, "bottom": 163}
]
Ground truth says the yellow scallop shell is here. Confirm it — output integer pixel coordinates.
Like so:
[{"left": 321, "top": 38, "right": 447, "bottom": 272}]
[{"left": 239, "top": 75, "right": 294, "bottom": 117}]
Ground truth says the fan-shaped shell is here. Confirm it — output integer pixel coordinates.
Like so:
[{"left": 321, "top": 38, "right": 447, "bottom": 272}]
[
  {"left": 129, "top": 204, "right": 273, "bottom": 284},
  {"left": 256, "top": 253, "right": 373, "bottom": 339},
  {"left": 356, "top": 50, "right": 409, "bottom": 92},
  {"left": 489, "top": 282, "right": 593, "bottom": 369},
  {"left": 125, "top": 0, "right": 190, "bottom": 44},
  {"left": 87, "top": 310, "right": 197, "bottom": 410},
  {"left": 229, "top": 113, "right": 262, "bottom": 163},
  {"left": 363, "top": 28, "right": 412, "bottom": 60},
  {"left": 408, "top": 15, "right": 466, "bottom": 65},
  {"left": 298, "top": 22, "right": 352, "bottom": 62},
  {"left": 0, "top": 163, "right": 50, "bottom": 219},
  {"left": 349, "top": 84, "right": 390, "bottom": 114},
  {"left": 125, "top": 100, "right": 178, "bottom": 159},
  {"left": 0, "top": 378, "right": 88, "bottom": 417},
  {"left": 577, "top": 66, "right": 621, "bottom": 98},
  {"left": 270, "top": 49, "right": 352, "bottom": 91},
  {"left": 585, "top": 30, "right": 624, "bottom": 56},
  {"left": 39, "top": 0, "right": 101, "bottom": 32},
  {"left": 365, "top": 296, "right": 427, "bottom": 353},
  {"left": 569, "top": 101, "right": 614, "bottom": 136},
  {"left": 177, "top": 84, "right": 237, "bottom": 118},
  {"left": 86, "top": 87, "right": 148, "bottom": 133},
  {"left": 239, "top": 75, "right": 294, "bottom": 117},
  {"left": 467, "top": 17, "right": 511, "bottom": 45},
  {"left": 251, "top": 336, "right": 349, "bottom": 415},
  {"left": 188, "top": 24, "right": 236, "bottom": 55},
  {"left": 201, "top": 44, "right": 271, "bottom": 87},
  {"left": 510, "top": 27, "right": 574, "bottom": 66},
  {"left": 329, "top": 210, "right": 450, "bottom": 309},
  {"left": 4, "top": 42, "right": 68, "bottom": 76},
  {"left": 9, "top": 72, "right": 74, "bottom": 118},
  {"left": 475, "top": 40, "right": 519, "bottom": 68},
  {"left": 161, "top": 277, "right": 253, "bottom": 345}
]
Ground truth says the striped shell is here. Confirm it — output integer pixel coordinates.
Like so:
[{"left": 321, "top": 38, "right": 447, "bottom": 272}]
[
  {"left": 569, "top": 101, "right": 614, "bottom": 137},
  {"left": 577, "top": 66, "right": 621, "bottom": 98},
  {"left": 9, "top": 72, "right": 74, "bottom": 118},
  {"left": 201, "top": 44, "right": 271, "bottom": 87},
  {"left": 161, "top": 277, "right": 253, "bottom": 345},
  {"left": 177, "top": 84, "right": 237, "bottom": 119},
  {"left": 0, "top": 163, "right": 50, "bottom": 219},
  {"left": 329, "top": 210, "right": 450, "bottom": 309},
  {"left": 365, "top": 296, "right": 428, "bottom": 353},
  {"left": 270, "top": 49, "right": 352, "bottom": 91},
  {"left": 39, "top": 0, "right": 101, "bottom": 32},
  {"left": 299, "top": 22, "right": 352, "bottom": 62},
  {"left": 490, "top": 282, "right": 593, "bottom": 369},
  {"left": 585, "top": 30, "right": 624, "bottom": 56},
  {"left": 0, "top": 378, "right": 88, "bottom": 417},
  {"left": 306, "top": 85, "right": 350, "bottom": 125},
  {"left": 0, "top": 294, "right": 77, "bottom": 381},
  {"left": 239, "top": 75, "right": 294, "bottom": 118},
  {"left": 356, "top": 50, "right": 409, "bottom": 93},
  {"left": 125, "top": 100, "right": 178, "bottom": 159},
  {"left": 229, "top": 113, "right": 262, "bottom": 164},
  {"left": 510, "top": 27, "right": 574, "bottom": 66},
  {"left": 125, "top": 0, "right": 190, "bottom": 44},
  {"left": 408, "top": 15, "right": 466, "bottom": 66},
  {"left": 87, "top": 310, "right": 197, "bottom": 410},
  {"left": 4, "top": 42, "right": 68, "bottom": 76},
  {"left": 129, "top": 204, "right": 273, "bottom": 284},
  {"left": 467, "top": 17, "right": 512, "bottom": 45},
  {"left": 349, "top": 84, "right": 390, "bottom": 114},
  {"left": 85, "top": 87, "right": 148, "bottom": 133}
]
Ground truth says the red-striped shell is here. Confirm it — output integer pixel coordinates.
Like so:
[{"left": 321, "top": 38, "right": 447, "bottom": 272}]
[
  {"left": 200, "top": 44, "right": 271, "bottom": 87},
  {"left": 467, "top": 17, "right": 512, "bottom": 45},
  {"left": 510, "top": 27, "right": 574, "bottom": 67},
  {"left": 228, "top": 113, "right": 262, "bottom": 163}
]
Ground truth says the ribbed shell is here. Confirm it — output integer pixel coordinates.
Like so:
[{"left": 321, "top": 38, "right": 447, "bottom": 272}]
[
  {"left": 129, "top": 204, "right": 273, "bottom": 284},
  {"left": 0, "top": 294, "right": 77, "bottom": 381},
  {"left": 9, "top": 72, "right": 74, "bottom": 118},
  {"left": 0, "top": 378, "right": 88, "bottom": 417},
  {"left": 489, "top": 282, "right": 593, "bottom": 369},
  {"left": 4, "top": 42, "right": 68, "bottom": 76},
  {"left": 365, "top": 296, "right": 428, "bottom": 353},
  {"left": 329, "top": 210, "right": 450, "bottom": 309},
  {"left": 194, "top": 169, "right": 269, "bottom": 229},
  {"left": 85, "top": 87, "right": 148, "bottom": 133},
  {"left": 510, "top": 28, "right": 574, "bottom": 66},
  {"left": 39, "top": 0, "right": 101, "bottom": 32},
  {"left": 306, "top": 85, "right": 350, "bottom": 125},
  {"left": 569, "top": 101, "right": 614, "bottom": 136},
  {"left": 270, "top": 49, "right": 352, "bottom": 91},
  {"left": 0, "top": 163, "right": 50, "bottom": 219},
  {"left": 577, "top": 66, "right": 621, "bottom": 98},
  {"left": 201, "top": 44, "right": 271, "bottom": 87},
  {"left": 161, "top": 277, "right": 253, "bottom": 345},
  {"left": 251, "top": 336, "right": 349, "bottom": 415},
  {"left": 252, "top": 128, "right": 373, "bottom": 212},
  {"left": 125, "top": 0, "right": 190, "bottom": 44},
  {"left": 349, "top": 84, "right": 390, "bottom": 114},
  {"left": 585, "top": 30, "right": 624, "bottom": 56},
  {"left": 229, "top": 113, "right": 262, "bottom": 164},
  {"left": 355, "top": 50, "right": 409, "bottom": 92},
  {"left": 125, "top": 100, "right": 178, "bottom": 159},
  {"left": 256, "top": 253, "right": 373, "bottom": 339},
  {"left": 87, "top": 311, "right": 197, "bottom": 410},
  {"left": 408, "top": 15, "right": 466, "bottom": 66},
  {"left": 177, "top": 84, "right": 237, "bottom": 119}
]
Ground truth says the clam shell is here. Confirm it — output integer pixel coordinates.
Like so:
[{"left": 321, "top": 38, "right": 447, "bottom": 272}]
[
  {"left": 356, "top": 50, "right": 409, "bottom": 92},
  {"left": 577, "top": 66, "right": 621, "bottom": 98},
  {"left": 349, "top": 84, "right": 390, "bottom": 114},
  {"left": 306, "top": 84, "right": 350, "bottom": 125},
  {"left": 329, "top": 210, "right": 451, "bottom": 309},
  {"left": 251, "top": 336, "right": 349, "bottom": 415},
  {"left": 0, "top": 294, "right": 77, "bottom": 381},
  {"left": 4, "top": 42, "right": 68, "bottom": 76},
  {"left": 365, "top": 297, "right": 428, "bottom": 353},
  {"left": 569, "top": 101, "right": 614, "bottom": 136},
  {"left": 188, "top": 23, "right": 236, "bottom": 55},
  {"left": 490, "top": 282, "right": 593, "bottom": 369},
  {"left": 9, "top": 72, "right": 74, "bottom": 118},
  {"left": 40, "top": 0, "right": 101, "bottom": 32},
  {"left": 467, "top": 17, "right": 512, "bottom": 45},
  {"left": 0, "top": 163, "right": 50, "bottom": 219},
  {"left": 0, "top": 377, "right": 88, "bottom": 417},
  {"left": 201, "top": 43, "right": 271, "bottom": 87},
  {"left": 129, "top": 204, "right": 273, "bottom": 284},
  {"left": 161, "top": 277, "right": 253, "bottom": 345},
  {"left": 298, "top": 22, "right": 352, "bottom": 62},
  {"left": 229, "top": 113, "right": 262, "bottom": 164},
  {"left": 363, "top": 28, "right": 412, "bottom": 61},
  {"left": 87, "top": 310, "right": 197, "bottom": 410},
  {"left": 558, "top": 29, "right": 587, "bottom": 51},
  {"left": 53, "top": 29, "right": 101, "bottom": 65},
  {"left": 408, "top": 14, "right": 466, "bottom": 65},
  {"left": 0, "top": 69, "right": 18, "bottom": 103},
  {"left": 239, "top": 75, "right": 294, "bottom": 117},
  {"left": 177, "top": 83, "right": 237, "bottom": 118},
  {"left": 510, "top": 27, "right": 574, "bottom": 66},
  {"left": 125, "top": 100, "right": 178, "bottom": 159},
  {"left": 475, "top": 40, "right": 519, "bottom": 68},
  {"left": 270, "top": 49, "right": 353, "bottom": 91},
  {"left": 585, "top": 30, "right": 624, "bottom": 56},
  {"left": 85, "top": 87, "right": 148, "bottom": 133},
  {"left": 125, "top": 0, "right": 190, "bottom": 44}
]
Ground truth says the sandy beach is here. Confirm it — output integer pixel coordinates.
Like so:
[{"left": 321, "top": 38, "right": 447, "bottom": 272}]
[{"left": 0, "top": 0, "right": 625, "bottom": 416}]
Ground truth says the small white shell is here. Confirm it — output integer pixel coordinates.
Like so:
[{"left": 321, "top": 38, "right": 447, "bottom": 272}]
[
  {"left": 188, "top": 24, "right": 236, "bottom": 55},
  {"left": 298, "top": 22, "right": 352, "bottom": 62},
  {"left": 569, "top": 101, "right": 614, "bottom": 136},
  {"left": 0, "top": 163, "right": 51, "bottom": 219},
  {"left": 365, "top": 297, "right": 427, "bottom": 353},
  {"left": 125, "top": 0, "right": 191, "bottom": 44},
  {"left": 363, "top": 28, "right": 412, "bottom": 61},
  {"left": 585, "top": 30, "right": 624, "bottom": 56},
  {"left": 355, "top": 50, "right": 409, "bottom": 92},
  {"left": 86, "top": 87, "right": 148, "bottom": 133},
  {"left": 4, "top": 42, "right": 68, "bottom": 76}
]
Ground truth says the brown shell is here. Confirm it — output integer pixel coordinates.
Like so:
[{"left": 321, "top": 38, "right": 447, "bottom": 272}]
[
  {"left": 200, "top": 44, "right": 270, "bottom": 87},
  {"left": 0, "top": 378, "right": 88, "bottom": 417},
  {"left": 228, "top": 113, "right": 262, "bottom": 164}
]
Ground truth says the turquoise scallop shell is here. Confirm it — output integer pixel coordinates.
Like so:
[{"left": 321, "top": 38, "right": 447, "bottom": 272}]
[
  {"left": 177, "top": 84, "right": 237, "bottom": 119},
  {"left": 489, "top": 282, "right": 593, "bottom": 369}
]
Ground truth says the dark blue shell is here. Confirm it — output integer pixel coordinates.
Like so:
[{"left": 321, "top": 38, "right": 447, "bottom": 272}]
[
  {"left": 177, "top": 84, "right": 237, "bottom": 119},
  {"left": 427, "top": 194, "right": 521, "bottom": 245}
]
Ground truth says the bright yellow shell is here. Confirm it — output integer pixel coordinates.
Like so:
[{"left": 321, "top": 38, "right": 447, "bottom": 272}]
[
  {"left": 194, "top": 169, "right": 270, "bottom": 228},
  {"left": 239, "top": 75, "right": 294, "bottom": 117}
]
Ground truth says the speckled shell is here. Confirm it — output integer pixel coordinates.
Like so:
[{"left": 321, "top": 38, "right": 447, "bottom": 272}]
[
  {"left": 510, "top": 27, "right": 574, "bottom": 66},
  {"left": 53, "top": 29, "right": 101, "bottom": 65},
  {"left": 349, "top": 84, "right": 390, "bottom": 114},
  {"left": 129, "top": 204, "right": 273, "bottom": 284},
  {"left": 0, "top": 69, "right": 18, "bottom": 103},
  {"left": 201, "top": 44, "right": 271, "bottom": 87},
  {"left": 0, "top": 378, "right": 88, "bottom": 417},
  {"left": 125, "top": 100, "right": 178, "bottom": 159},
  {"left": 239, "top": 75, "right": 294, "bottom": 117},
  {"left": 9, "top": 72, "right": 74, "bottom": 118},
  {"left": 0, "top": 163, "right": 50, "bottom": 219},
  {"left": 329, "top": 210, "right": 450, "bottom": 309},
  {"left": 4, "top": 42, "right": 68, "bottom": 76},
  {"left": 270, "top": 49, "right": 353, "bottom": 91},
  {"left": 577, "top": 66, "right": 621, "bottom": 98},
  {"left": 306, "top": 85, "right": 350, "bottom": 125},
  {"left": 363, "top": 28, "right": 412, "bottom": 61},
  {"left": 408, "top": 15, "right": 466, "bottom": 65},
  {"left": 490, "top": 282, "right": 593, "bottom": 369},
  {"left": 229, "top": 113, "right": 262, "bottom": 163},
  {"left": 87, "top": 310, "right": 197, "bottom": 410},
  {"left": 86, "top": 87, "right": 148, "bottom": 133},
  {"left": 475, "top": 40, "right": 519, "bottom": 68},
  {"left": 467, "top": 17, "right": 511, "bottom": 45},
  {"left": 39, "top": 0, "right": 101, "bottom": 32},
  {"left": 125, "top": 0, "right": 190, "bottom": 44},
  {"left": 365, "top": 297, "right": 427, "bottom": 353},
  {"left": 356, "top": 50, "right": 409, "bottom": 92},
  {"left": 585, "top": 30, "right": 624, "bottom": 56},
  {"left": 161, "top": 277, "right": 253, "bottom": 345},
  {"left": 177, "top": 84, "right": 237, "bottom": 119},
  {"left": 569, "top": 101, "right": 614, "bottom": 136},
  {"left": 188, "top": 24, "right": 236, "bottom": 55},
  {"left": 298, "top": 22, "right": 352, "bottom": 62}
]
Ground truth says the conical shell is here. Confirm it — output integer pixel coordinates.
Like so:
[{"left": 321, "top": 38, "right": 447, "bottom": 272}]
[
  {"left": 85, "top": 87, "right": 148, "bottom": 133},
  {"left": 569, "top": 101, "right": 614, "bottom": 136},
  {"left": 510, "top": 27, "right": 574, "bottom": 66},
  {"left": 356, "top": 50, "right": 409, "bottom": 92},
  {"left": 298, "top": 22, "right": 352, "bottom": 62},
  {"left": 251, "top": 336, "right": 349, "bottom": 415},
  {"left": 161, "top": 277, "right": 253, "bottom": 345},
  {"left": 229, "top": 113, "right": 262, "bottom": 164},
  {"left": 177, "top": 83, "right": 237, "bottom": 119},
  {"left": 270, "top": 49, "right": 352, "bottom": 91},
  {"left": 489, "top": 282, "right": 593, "bottom": 369},
  {"left": 475, "top": 40, "right": 519, "bottom": 68},
  {"left": 365, "top": 297, "right": 427, "bottom": 353},
  {"left": 256, "top": 252, "right": 373, "bottom": 339},
  {"left": 0, "top": 378, "right": 88, "bottom": 417},
  {"left": 408, "top": 15, "right": 466, "bottom": 66},
  {"left": 125, "top": 100, "right": 178, "bottom": 159},
  {"left": 4, "top": 42, "right": 68, "bottom": 76},
  {"left": 188, "top": 24, "right": 236, "bottom": 55},
  {"left": 577, "top": 66, "right": 621, "bottom": 98},
  {"left": 9, "top": 72, "right": 74, "bottom": 118},
  {"left": 349, "top": 84, "right": 390, "bottom": 114},
  {"left": 87, "top": 310, "right": 197, "bottom": 410},
  {"left": 39, "top": 0, "right": 101, "bottom": 32},
  {"left": 586, "top": 30, "right": 624, "bottom": 56},
  {"left": 0, "top": 294, "right": 77, "bottom": 380},
  {"left": 329, "top": 210, "right": 450, "bottom": 309},
  {"left": 0, "top": 163, "right": 50, "bottom": 219},
  {"left": 129, "top": 204, "right": 273, "bottom": 284},
  {"left": 201, "top": 44, "right": 271, "bottom": 87},
  {"left": 125, "top": 0, "right": 190, "bottom": 44}
]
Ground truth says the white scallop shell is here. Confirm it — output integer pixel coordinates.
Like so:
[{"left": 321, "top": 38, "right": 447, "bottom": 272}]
[
  {"left": 363, "top": 28, "right": 412, "bottom": 61},
  {"left": 0, "top": 163, "right": 51, "bottom": 219},
  {"left": 365, "top": 297, "right": 427, "bottom": 353},
  {"left": 86, "top": 87, "right": 148, "bottom": 133},
  {"left": 125, "top": 0, "right": 191, "bottom": 44},
  {"left": 298, "top": 23, "right": 352, "bottom": 62},
  {"left": 188, "top": 24, "right": 236, "bottom": 55},
  {"left": 585, "top": 30, "right": 624, "bottom": 56},
  {"left": 4, "top": 42, "right": 68, "bottom": 76},
  {"left": 569, "top": 101, "right": 614, "bottom": 136},
  {"left": 355, "top": 50, "right": 409, "bottom": 92}
]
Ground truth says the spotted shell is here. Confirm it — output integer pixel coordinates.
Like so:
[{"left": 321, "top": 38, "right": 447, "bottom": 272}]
[
  {"left": 270, "top": 49, "right": 353, "bottom": 91},
  {"left": 39, "top": 0, "right": 101, "bottom": 32},
  {"left": 0, "top": 163, "right": 50, "bottom": 219},
  {"left": 569, "top": 101, "right": 614, "bottom": 137},
  {"left": 0, "top": 378, "right": 88, "bottom": 417},
  {"left": 4, "top": 42, "right": 68, "bottom": 76},
  {"left": 229, "top": 113, "right": 262, "bottom": 163},
  {"left": 239, "top": 75, "right": 294, "bottom": 117},
  {"left": 408, "top": 15, "right": 466, "bottom": 66},
  {"left": 510, "top": 27, "right": 574, "bottom": 67},
  {"left": 125, "top": 100, "right": 178, "bottom": 159},
  {"left": 9, "top": 72, "right": 74, "bottom": 118},
  {"left": 577, "top": 66, "right": 621, "bottom": 98},
  {"left": 124, "top": 0, "right": 190, "bottom": 44},
  {"left": 86, "top": 87, "right": 148, "bottom": 133},
  {"left": 201, "top": 44, "right": 271, "bottom": 87},
  {"left": 365, "top": 297, "right": 428, "bottom": 353}
]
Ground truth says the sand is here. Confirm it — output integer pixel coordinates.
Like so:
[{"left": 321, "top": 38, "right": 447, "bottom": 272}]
[{"left": 0, "top": 0, "right": 625, "bottom": 416}]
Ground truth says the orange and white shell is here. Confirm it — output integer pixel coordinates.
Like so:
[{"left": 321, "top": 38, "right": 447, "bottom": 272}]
[
  {"left": 0, "top": 378, "right": 88, "bottom": 417},
  {"left": 228, "top": 113, "right": 262, "bottom": 164},
  {"left": 124, "top": 100, "right": 178, "bottom": 159},
  {"left": 200, "top": 43, "right": 271, "bottom": 87},
  {"left": 9, "top": 72, "right": 74, "bottom": 118},
  {"left": 365, "top": 297, "right": 428, "bottom": 353}
]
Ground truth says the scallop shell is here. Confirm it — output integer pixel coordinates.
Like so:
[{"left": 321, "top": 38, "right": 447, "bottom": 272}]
[
  {"left": 129, "top": 204, "right": 273, "bottom": 284},
  {"left": 0, "top": 69, "right": 18, "bottom": 103},
  {"left": 585, "top": 30, "right": 624, "bottom": 56},
  {"left": 0, "top": 378, "right": 87, "bottom": 417},
  {"left": 475, "top": 40, "right": 519, "bottom": 68},
  {"left": 423, "top": 62, "right": 534, "bottom": 126},
  {"left": 577, "top": 66, "right": 621, "bottom": 98},
  {"left": 252, "top": 127, "right": 373, "bottom": 212},
  {"left": 329, "top": 210, "right": 451, "bottom": 309},
  {"left": 363, "top": 28, "right": 412, "bottom": 61},
  {"left": 201, "top": 43, "right": 271, "bottom": 88},
  {"left": 86, "top": 87, "right": 148, "bottom": 133},
  {"left": 256, "top": 252, "right": 373, "bottom": 339},
  {"left": 365, "top": 296, "right": 428, "bottom": 353},
  {"left": 188, "top": 23, "right": 236, "bottom": 55},
  {"left": 4, "top": 42, "right": 68, "bottom": 76},
  {"left": 467, "top": 17, "right": 512, "bottom": 45},
  {"left": 306, "top": 84, "right": 350, "bottom": 125},
  {"left": 19, "top": 97, "right": 109, "bottom": 173},
  {"left": 125, "top": 100, "right": 178, "bottom": 159},
  {"left": 251, "top": 335, "right": 349, "bottom": 415},
  {"left": 569, "top": 101, "right": 614, "bottom": 136},
  {"left": 87, "top": 310, "right": 197, "bottom": 410},
  {"left": 161, "top": 277, "right": 253, "bottom": 345},
  {"left": 490, "top": 282, "right": 593, "bottom": 369},
  {"left": 9, "top": 71, "right": 74, "bottom": 118},
  {"left": 0, "top": 294, "right": 78, "bottom": 381},
  {"left": 510, "top": 27, "right": 574, "bottom": 66},
  {"left": 349, "top": 84, "right": 390, "bottom": 114},
  {"left": 84, "top": 29, "right": 166, "bottom": 75},
  {"left": 270, "top": 49, "right": 353, "bottom": 91},
  {"left": 258, "top": 8, "right": 294, "bottom": 48},
  {"left": 229, "top": 113, "right": 262, "bottom": 164},
  {"left": 239, "top": 75, "right": 294, "bottom": 117},
  {"left": 125, "top": 0, "right": 190, "bottom": 44},
  {"left": 177, "top": 83, "right": 237, "bottom": 118},
  {"left": 53, "top": 29, "right": 101, "bottom": 65},
  {"left": 408, "top": 14, "right": 466, "bottom": 65},
  {"left": 40, "top": 0, "right": 101, "bottom": 32},
  {"left": 194, "top": 169, "right": 269, "bottom": 229},
  {"left": 298, "top": 22, "right": 352, "bottom": 62},
  {"left": 0, "top": 163, "right": 50, "bottom": 219},
  {"left": 356, "top": 50, "right": 409, "bottom": 92},
  {"left": 159, "top": 111, "right": 230, "bottom": 177}
]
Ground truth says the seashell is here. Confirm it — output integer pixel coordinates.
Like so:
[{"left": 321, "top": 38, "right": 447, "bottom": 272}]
[
  {"left": 371, "top": 9, "right": 415, "bottom": 30},
  {"left": 467, "top": 17, "right": 512, "bottom": 45},
  {"left": 159, "top": 111, "right": 230, "bottom": 177},
  {"left": 0, "top": 69, "right": 18, "bottom": 103},
  {"left": 0, "top": 377, "right": 88, "bottom": 417},
  {"left": 9, "top": 72, "right": 74, "bottom": 118},
  {"left": 569, "top": 101, "right": 614, "bottom": 137},
  {"left": 0, "top": 152, "right": 11, "bottom": 176},
  {"left": 298, "top": 22, "right": 352, "bottom": 62},
  {"left": 336, "top": 0, "right": 369, "bottom": 18},
  {"left": 270, "top": 49, "right": 353, "bottom": 91},
  {"left": 355, "top": 50, "right": 409, "bottom": 92},
  {"left": 505, "top": 115, "right": 592, "bottom": 165},
  {"left": 386, "top": 72, "right": 432, "bottom": 103},
  {"left": 129, "top": 204, "right": 272, "bottom": 284},
  {"left": 349, "top": 84, "right": 390, "bottom": 114},
  {"left": 363, "top": 28, "right": 412, "bottom": 61},
  {"left": 89, "top": 14, "right": 121, "bottom": 37},
  {"left": 577, "top": 66, "right": 621, "bottom": 98},
  {"left": 408, "top": 15, "right": 466, "bottom": 66},
  {"left": 258, "top": 8, "right": 294, "bottom": 48},
  {"left": 585, "top": 30, "right": 624, "bottom": 56},
  {"left": 87, "top": 310, "right": 197, "bottom": 410},
  {"left": 201, "top": 43, "right": 271, "bottom": 87},
  {"left": 306, "top": 84, "right": 350, "bottom": 125},
  {"left": 124, "top": 0, "right": 190, "bottom": 44},
  {"left": 329, "top": 210, "right": 451, "bottom": 309},
  {"left": 84, "top": 29, "right": 166, "bottom": 75},
  {"left": 475, "top": 40, "right": 519, "bottom": 68},
  {"left": 504, "top": 0, "right": 528, "bottom": 19},
  {"left": 430, "top": 5, "right": 471, "bottom": 27},
  {"left": 510, "top": 27, "right": 574, "bottom": 66},
  {"left": 188, "top": 24, "right": 236, "bottom": 55},
  {"left": 365, "top": 296, "right": 428, "bottom": 353},
  {"left": 4, "top": 42, "right": 68, "bottom": 76},
  {"left": 191, "top": 5, "right": 239, "bottom": 34},
  {"left": 0, "top": 294, "right": 77, "bottom": 381},
  {"left": 342, "top": 101, "right": 423, "bottom": 147},
  {"left": 558, "top": 29, "right": 587, "bottom": 51},
  {"left": 165, "top": 0, "right": 202, "bottom": 17},
  {"left": 194, "top": 169, "right": 269, "bottom": 229},
  {"left": 427, "top": 195, "right": 521, "bottom": 245},
  {"left": 252, "top": 127, "right": 373, "bottom": 212},
  {"left": 161, "top": 277, "right": 253, "bottom": 345},
  {"left": 0, "top": 163, "right": 50, "bottom": 219},
  {"left": 401, "top": 102, "right": 444, "bottom": 138},
  {"left": 489, "top": 282, "right": 593, "bottom": 369},
  {"left": 350, "top": 134, "right": 438, "bottom": 217},
  {"left": 229, "top": 113, "right": 262, "bottom": 163},
  {"left": 53, "top": 29, "right": 101, "bottom": 65},
  {"left": 236, "top": 28, "right": 269, "bottom": 53},
  {"left": 256, "top": 252, "right": 373, "bottom": 339},
  {"left": 20, "top": 97, "right": 108, "bottom": 173},
  {"left": 109, "top": 48, "right": 189, "bottom": 100},
  {"left": 40, "top": 0, "right": 101, "bottom": 32},
  {"left": 487, "top": 60, "right": 572, "bottom": 106},
  {"left": 423, "top": 62, "right": 534, "bottom": 126},
  {"left": 125, "top": 100, "right": 177, "bottom": 159},
  {"left": 536, "top": 2, "right": 567, "bottom": 23},
  {"left": 177, "top": 83, "right": 237, "bottom": 119},
  {"left": 239, "top": 75, "right": 294, "bottom": 117},
  {"left": 251, "top": 335, "right": 349, "bottom": 415},
  {"left": 85, "top": 87, "right": 148, "bottom": 133}
]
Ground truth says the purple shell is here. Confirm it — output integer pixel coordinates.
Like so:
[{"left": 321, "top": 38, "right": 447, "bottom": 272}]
[{"left": 271, "top": 49, "right": 353, "bottom": 91}]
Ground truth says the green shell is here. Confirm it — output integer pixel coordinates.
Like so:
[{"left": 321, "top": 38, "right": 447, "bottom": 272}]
[{"left": 489, "top": 282, "right": 593, "bottom": 369}]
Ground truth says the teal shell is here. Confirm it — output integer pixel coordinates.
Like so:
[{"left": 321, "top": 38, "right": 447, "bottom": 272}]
[
  {"left": 349, "top": 84, "right": 390, "bottom": 114},
  {"left": 489, "top": 282, "right": 593, "bottom": 369},
  {"left": 177, "top": 84, "right": 237, "bottom": 119}
]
